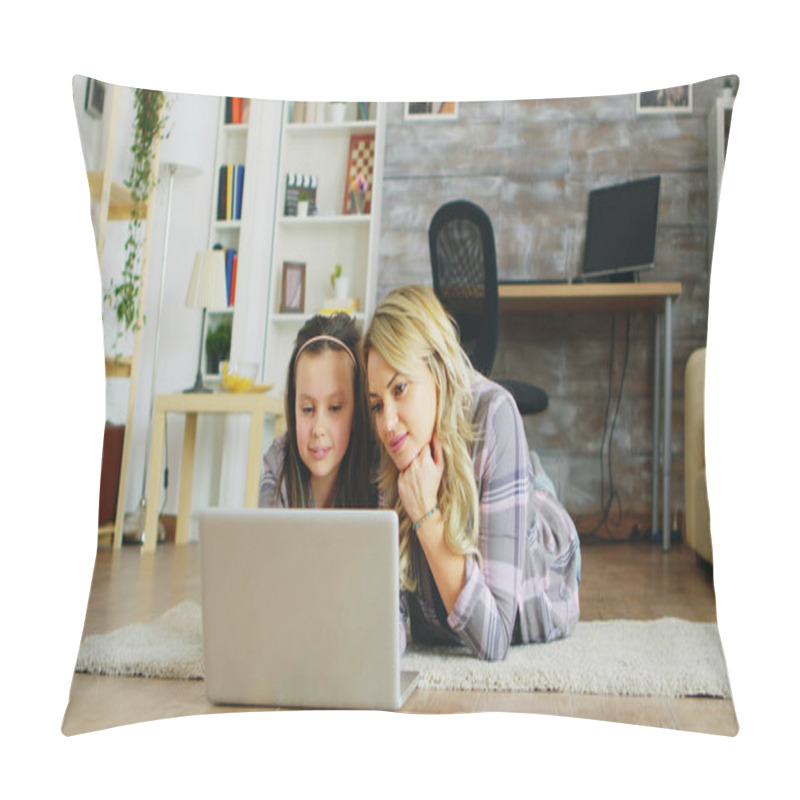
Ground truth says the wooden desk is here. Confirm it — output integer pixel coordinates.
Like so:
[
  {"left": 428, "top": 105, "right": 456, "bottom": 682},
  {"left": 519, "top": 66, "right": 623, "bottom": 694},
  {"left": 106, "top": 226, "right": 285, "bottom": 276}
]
[
  {"left": 143, "top": 392, "right": 286, "bottom": 553},
  {"left": 497, "top": 281, "right": 682, "bottom": 552}
]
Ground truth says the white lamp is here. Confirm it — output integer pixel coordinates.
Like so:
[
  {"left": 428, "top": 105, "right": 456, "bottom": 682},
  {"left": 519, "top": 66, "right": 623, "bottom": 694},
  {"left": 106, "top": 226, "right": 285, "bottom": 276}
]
[{"left": 184, "top": 249, "right": 227, "bottom": 393}]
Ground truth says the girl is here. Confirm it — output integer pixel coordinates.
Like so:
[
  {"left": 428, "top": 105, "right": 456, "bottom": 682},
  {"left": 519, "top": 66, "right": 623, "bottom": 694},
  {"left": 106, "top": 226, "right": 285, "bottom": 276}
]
[
  {"left": 364, "top": 285, "right": 580, "bottom": 661},
  {"left": 259, "top": 313, "right": 376, "bottom": 509}
]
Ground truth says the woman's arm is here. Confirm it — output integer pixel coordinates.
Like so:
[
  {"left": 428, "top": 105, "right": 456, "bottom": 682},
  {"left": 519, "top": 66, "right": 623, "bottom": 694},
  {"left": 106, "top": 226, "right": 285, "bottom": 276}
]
[
  {"left": 397, "top": 436, "right": 466, "bottom": 614},
  {"left": 445, "top": 387, "right": 528, "bottom": 660}
]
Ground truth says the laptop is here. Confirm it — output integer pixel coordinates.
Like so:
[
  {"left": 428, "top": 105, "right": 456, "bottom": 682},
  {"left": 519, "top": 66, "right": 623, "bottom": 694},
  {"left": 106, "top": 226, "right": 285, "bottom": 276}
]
[{"left": 198, "top": 507, "right": 419, "bottom": 710}]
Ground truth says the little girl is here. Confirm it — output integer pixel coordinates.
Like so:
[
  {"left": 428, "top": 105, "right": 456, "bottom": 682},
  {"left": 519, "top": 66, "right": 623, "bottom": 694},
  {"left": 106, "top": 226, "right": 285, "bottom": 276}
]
[{"left": 259, "top": 313, "right": 376, "bottom": 509}]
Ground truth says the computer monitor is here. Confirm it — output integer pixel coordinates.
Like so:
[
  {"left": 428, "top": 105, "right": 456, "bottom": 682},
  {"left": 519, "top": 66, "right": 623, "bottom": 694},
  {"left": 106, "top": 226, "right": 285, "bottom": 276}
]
[{"left": 581, "top": 175, "right": 661, "bottom": 281}]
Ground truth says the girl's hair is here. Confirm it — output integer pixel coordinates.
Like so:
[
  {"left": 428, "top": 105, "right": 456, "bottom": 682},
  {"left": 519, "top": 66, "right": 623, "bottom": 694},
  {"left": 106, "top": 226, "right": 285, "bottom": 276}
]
[
  {"left": 363, "top": 285, "right": 481, "bottom": 591},
  {"left": 282, "top": 313, "right": 375, "bottom": 509}
]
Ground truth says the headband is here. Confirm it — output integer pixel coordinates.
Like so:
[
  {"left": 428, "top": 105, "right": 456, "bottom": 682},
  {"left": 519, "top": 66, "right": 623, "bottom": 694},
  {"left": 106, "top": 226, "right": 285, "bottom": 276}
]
[{"left": 294, "top": 334, "right": 357, "bottom": 369}]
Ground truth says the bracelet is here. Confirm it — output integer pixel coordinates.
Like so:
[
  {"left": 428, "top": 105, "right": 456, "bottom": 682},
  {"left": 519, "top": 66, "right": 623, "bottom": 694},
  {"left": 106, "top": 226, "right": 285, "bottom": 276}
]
[{"left": 411, "top": 503, "right": 439, "bottom": 532}]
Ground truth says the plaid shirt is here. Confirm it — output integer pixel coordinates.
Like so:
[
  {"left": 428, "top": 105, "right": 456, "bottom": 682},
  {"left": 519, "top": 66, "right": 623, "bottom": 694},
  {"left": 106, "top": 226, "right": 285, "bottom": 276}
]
[{"left": 400, "top": 379, "right": 581, "bottom": 661}]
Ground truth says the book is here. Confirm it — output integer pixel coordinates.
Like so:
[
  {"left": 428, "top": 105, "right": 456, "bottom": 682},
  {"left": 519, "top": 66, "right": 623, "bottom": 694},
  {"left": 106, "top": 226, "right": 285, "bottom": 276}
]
[
  {"left": 319, "top": 297, "right": 360, "bottom": 315},
  {"left": 217, "top": 165, "right": 227, "bottom": 220},
  {"left": 234, "top": 164, "right": 245, "bottom": 220},
  {"left": 225, "top": 248, "right": 237, "bottom": 305}
]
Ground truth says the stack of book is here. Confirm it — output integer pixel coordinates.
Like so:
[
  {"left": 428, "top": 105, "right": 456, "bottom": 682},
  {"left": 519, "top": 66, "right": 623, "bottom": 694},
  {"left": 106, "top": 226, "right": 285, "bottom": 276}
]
[
  {"left": 212, "top": 244, "right": 238, "bottom": 307},
  {"left": 319, "top": 297, "right": 360, "bottom": 315},
  {"left": 217, "top": 163, "right": 245, "bottom": 221},
  {"left": 224, "top": 97, "right": 251, "bottom": 125}
]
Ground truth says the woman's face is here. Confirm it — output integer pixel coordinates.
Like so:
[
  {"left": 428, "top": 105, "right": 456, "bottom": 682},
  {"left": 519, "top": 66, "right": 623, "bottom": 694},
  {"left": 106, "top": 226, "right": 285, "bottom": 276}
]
[
  {"left": 294, "top": 348, "right": 355, "bottom": 499},
  {"left": 367, "top": 348, "right": 438, "bottom": 472}
]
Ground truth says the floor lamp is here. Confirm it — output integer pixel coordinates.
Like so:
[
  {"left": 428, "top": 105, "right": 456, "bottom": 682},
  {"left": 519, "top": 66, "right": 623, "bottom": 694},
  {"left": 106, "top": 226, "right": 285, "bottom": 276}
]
[{"left": 124, "top": 159, "right": 202, "bottom": 543}]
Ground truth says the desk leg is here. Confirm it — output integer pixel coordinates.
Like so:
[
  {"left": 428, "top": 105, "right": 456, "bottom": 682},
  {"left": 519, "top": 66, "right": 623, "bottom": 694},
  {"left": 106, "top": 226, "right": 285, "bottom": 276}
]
[
  {"left": 176, "top": 412, "right": 198, "bottom": 545},
  {"left": 245, "top": 411, "right": 264, "bottom": 508},
  {"left": 652, "top": 314, "right": 662, "bottom": 542},
  {"left": 662, "top": 297, "right": 673, "bottom": 553},
  {"left": 143, "top": 409, "right": 166, "bottom": 554}
]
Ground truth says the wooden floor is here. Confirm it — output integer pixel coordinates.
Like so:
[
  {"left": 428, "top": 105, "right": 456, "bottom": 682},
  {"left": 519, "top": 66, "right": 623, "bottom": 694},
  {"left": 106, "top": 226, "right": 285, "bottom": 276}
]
[{"left": 61, "top": 535, "right": 738, "bottom": 737}]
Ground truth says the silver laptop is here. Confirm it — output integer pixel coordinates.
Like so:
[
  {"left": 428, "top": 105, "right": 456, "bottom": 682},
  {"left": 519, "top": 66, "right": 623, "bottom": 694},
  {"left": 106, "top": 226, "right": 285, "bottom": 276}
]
[{"left": 198, "top": 507, "right": 418, "bottom": 710}]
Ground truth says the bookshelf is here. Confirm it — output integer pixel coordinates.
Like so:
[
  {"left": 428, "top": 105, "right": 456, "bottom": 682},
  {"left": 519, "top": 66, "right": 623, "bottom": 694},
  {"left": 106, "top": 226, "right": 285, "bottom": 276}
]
[
  {"left": 202, "top": 97, "right": 251, "bottom": 382},
  {"left": 262, "top": 101, "right": 386, "bottom": 391}
]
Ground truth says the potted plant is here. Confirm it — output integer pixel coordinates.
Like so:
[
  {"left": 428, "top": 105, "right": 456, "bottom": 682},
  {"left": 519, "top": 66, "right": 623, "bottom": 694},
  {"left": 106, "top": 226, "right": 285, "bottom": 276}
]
[
  {"left": 205, "top": 316, "right": 232, "bottom": 375},
  {"left": 330, "top": 263, "right": 349, "bottom": 299},
  {"left": 104, "top": 87, "right": 167, "bottom": 357}
]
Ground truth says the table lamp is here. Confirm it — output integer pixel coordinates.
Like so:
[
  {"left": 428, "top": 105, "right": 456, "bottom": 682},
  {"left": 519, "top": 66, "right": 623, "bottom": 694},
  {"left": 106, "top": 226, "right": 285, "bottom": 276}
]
[{"left": 184, "top": 249, "right": 227, "bottom": 393}]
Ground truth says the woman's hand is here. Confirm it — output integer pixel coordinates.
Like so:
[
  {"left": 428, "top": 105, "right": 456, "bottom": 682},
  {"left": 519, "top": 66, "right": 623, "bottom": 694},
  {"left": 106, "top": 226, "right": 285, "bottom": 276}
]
[{"left": 397, "top": 434, "right": 444, "bottom": 525}]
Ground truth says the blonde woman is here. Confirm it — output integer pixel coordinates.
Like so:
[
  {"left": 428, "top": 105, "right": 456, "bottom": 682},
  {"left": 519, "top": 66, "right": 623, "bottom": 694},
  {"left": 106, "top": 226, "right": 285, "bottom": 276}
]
[{"left": 364, "top": 285, "right": 580, "bottom": 661}]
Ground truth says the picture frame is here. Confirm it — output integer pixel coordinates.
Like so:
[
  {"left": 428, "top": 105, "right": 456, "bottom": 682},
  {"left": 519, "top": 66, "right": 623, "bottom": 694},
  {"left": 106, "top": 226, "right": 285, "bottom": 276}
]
[
  {"left": 84, "top": 78, "right": 106, "bottom": 118},
  {"left": 636, "top": 85, "right": 692, "bottom": 115},
  {"left": 404, "top": 102, "right": 458, "bottom": 121},
  {"left": 343, "top": 134, "right": 375, "bottom": 215},
  {"left": 280, "top": 261, "right": 306, "bottom": 313}
]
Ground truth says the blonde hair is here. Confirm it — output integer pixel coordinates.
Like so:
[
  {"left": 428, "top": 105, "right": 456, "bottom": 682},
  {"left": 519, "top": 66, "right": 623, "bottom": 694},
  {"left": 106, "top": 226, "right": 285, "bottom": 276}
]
[{"left": 364, "top": 285, "right": 481, "bottom": 591}]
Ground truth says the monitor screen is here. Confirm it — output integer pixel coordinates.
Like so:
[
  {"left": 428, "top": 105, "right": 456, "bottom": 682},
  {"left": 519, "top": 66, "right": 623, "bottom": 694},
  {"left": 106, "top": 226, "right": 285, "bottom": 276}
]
[{"left": 581, "top": 176, "right": 661, "bottom": 279}]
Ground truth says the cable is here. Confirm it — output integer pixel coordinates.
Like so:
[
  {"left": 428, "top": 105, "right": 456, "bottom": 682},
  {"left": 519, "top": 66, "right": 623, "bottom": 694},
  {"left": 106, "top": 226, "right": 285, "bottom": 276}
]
[{"left": 579, "top": 312, "right": 631, "bottom": 544}]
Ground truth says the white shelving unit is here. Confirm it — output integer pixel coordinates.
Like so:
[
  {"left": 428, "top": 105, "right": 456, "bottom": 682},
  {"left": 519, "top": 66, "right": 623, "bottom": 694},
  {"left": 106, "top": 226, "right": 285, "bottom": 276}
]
[
  {"left": 262, "top": 101, "right": 386, "bottom": 392},
  {"left": 708, "top": 88, "right": 734, "bottom": 259},
  {"left": 202, "top": 99, "right": 250, "bottom": 382}
]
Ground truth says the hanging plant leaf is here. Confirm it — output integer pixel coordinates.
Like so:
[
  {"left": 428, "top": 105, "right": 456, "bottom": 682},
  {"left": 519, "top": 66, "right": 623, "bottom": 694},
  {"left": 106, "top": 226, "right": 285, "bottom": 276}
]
[{"left": 104, "top": 88, "right": 167, "bottom": 355}]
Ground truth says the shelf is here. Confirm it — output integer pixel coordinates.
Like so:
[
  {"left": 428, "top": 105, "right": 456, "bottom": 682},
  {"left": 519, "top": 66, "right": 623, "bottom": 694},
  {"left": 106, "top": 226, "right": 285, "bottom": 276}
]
[
  {"left": 105, "top": 355, "right": 132, "bottom": 378},
  {"left": 286, "top": 120, "right": 377, "bottom": 134},
  {"left": 87, "top": 171, "right": 134, "bottom": 220},
  {"left": 222, "top": 123, "right": 249, "bottom": 134},
  {"left": 272, "top": 311, "right": 365, "bottom": 324},
  {"left": 279, "top": 214, "right": 370, "bottom": 226}
]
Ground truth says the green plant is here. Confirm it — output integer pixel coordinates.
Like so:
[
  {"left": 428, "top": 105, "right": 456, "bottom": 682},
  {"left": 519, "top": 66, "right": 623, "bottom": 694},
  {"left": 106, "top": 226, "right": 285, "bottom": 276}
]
[
  {"left": 299, "top": 190, "right": 309, "bottom": 202},
  {"left": 105, "top": 88, "right": 167, "bottom": 353},
  {"left": 205, "top": 316, "right": 232, "bottom": 373},
  {"left": 330, "top": 263, "right": 342, "bottom": 290}
]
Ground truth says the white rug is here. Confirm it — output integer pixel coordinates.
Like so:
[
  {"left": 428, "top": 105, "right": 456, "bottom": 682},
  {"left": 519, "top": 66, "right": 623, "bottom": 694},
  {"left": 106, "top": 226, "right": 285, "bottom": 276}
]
[{"left": 75, "top": 600, "right": 732, "bottom": 698}]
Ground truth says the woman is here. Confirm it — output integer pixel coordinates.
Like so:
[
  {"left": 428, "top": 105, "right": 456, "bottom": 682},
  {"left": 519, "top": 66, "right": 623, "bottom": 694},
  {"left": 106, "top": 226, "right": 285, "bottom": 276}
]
[{"left": 364, "top": 285, "right": 580, "bottom": 661}]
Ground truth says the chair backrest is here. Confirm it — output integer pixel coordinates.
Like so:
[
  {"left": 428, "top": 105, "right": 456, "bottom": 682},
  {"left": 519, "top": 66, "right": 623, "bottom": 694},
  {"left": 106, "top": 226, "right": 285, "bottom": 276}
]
[{"left": 428, "top": 200, "right": 499, "bottom": 377}]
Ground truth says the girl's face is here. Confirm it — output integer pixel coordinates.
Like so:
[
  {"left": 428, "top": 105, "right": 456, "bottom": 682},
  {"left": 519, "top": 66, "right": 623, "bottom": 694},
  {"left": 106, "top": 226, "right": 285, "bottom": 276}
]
[
  {"left": 294, "top": 348, "right": 355, "bottom": 504},
  {"left": 367, "top": 349, "right": 438, "bottom": 472}
]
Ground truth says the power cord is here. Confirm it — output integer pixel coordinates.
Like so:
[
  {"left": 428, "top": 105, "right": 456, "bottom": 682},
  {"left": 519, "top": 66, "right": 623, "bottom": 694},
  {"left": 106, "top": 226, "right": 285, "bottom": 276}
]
[{"left": 579, "top": 312, "right": 631, "bottom": 544}]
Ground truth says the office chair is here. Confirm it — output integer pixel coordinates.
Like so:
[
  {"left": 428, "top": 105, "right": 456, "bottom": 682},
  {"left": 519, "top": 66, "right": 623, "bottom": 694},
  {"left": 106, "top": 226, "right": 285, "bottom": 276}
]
[{"left": 428, "top": 200, "right": 548, "bottom": 416}]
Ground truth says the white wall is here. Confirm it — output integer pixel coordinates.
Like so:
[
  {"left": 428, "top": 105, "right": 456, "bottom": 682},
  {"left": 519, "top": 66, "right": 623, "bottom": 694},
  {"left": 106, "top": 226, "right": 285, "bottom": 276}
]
[{"left": 73, "top": 78, "right": 221, "bottom": 519}]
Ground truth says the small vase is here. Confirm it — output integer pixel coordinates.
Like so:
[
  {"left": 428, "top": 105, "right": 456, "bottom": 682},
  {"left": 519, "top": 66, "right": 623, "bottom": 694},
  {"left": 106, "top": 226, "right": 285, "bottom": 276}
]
[
  {"left": 333, "top": 276, "right": 350, "bottom": 300},
  {"left": 350, "top": 189, "right": 366, "bottom": 215},
  {"left": 329, "top": 103, "right": 346, "bottom": 124},
  {"left": 296, "top": 200, "right": 309, "bottom": 217}
]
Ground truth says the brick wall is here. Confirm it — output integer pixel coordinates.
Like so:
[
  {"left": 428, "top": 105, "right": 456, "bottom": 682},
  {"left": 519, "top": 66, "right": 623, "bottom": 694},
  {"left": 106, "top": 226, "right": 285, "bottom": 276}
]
[{"left": 375, "top": 76, "right": 737, "bottom": 530}]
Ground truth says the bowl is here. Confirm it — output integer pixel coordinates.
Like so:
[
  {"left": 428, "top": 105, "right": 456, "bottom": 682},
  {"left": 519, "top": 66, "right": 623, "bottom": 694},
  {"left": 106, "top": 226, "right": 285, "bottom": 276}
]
[{"left": 221, "top": 360, "right": 258, "bottom": 392}]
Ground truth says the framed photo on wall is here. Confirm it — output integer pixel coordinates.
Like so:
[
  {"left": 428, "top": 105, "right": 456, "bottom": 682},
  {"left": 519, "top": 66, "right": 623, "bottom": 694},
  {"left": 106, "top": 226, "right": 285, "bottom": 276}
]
[
  {"left": 636, "top": 85, "right": 692, "bottom": 114},
  {"left": 84, "top": 78, "right": 106, "bottom": 118},
  {"left": 280, "top": 261, "right": 306, "bottom": 313},
  {"left": 404, "top": 102, "right": 458, "bottom": 121}
]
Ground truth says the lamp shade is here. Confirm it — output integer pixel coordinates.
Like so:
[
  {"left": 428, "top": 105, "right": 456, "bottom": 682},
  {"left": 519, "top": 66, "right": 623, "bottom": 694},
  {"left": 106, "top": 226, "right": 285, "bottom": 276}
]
[{"left": 185, "top": 250, "right": 227, "bottom": 310}]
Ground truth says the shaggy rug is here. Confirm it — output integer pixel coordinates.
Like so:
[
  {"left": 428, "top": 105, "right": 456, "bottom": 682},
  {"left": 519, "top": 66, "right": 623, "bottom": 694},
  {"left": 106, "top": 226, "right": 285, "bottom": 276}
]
[{"left": 75, "top": 600, "right": 732, "bottom": 698}]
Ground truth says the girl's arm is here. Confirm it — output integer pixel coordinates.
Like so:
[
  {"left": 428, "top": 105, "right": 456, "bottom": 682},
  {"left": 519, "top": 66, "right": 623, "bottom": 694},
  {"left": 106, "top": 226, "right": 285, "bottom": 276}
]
[{"left": 258, "top": 432, "right": 288, "bottom": 508}]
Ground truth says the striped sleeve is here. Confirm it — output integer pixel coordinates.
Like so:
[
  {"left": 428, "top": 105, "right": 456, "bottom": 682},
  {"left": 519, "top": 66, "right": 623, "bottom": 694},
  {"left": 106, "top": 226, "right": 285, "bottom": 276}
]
[{"left": 446, "top": 384, "right": 526, "bottom": 660}]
